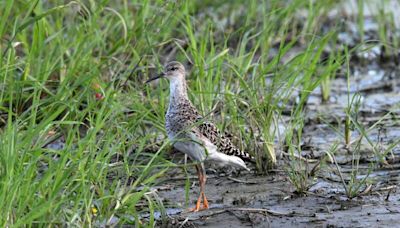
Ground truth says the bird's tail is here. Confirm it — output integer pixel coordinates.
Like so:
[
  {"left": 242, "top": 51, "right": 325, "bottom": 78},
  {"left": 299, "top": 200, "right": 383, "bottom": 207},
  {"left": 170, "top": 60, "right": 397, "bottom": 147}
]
[{"left": 208, "top": 151, "right": 250, "bottom": 171}]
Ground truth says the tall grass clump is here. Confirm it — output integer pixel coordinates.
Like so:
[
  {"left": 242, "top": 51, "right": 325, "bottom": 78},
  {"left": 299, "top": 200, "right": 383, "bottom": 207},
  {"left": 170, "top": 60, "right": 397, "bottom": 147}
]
[
  {"left": 0, "top": 0, "right": 181, "bottom": 226},
  {"left": 323, "top": 47, "right": 400, "bottom": 198}
]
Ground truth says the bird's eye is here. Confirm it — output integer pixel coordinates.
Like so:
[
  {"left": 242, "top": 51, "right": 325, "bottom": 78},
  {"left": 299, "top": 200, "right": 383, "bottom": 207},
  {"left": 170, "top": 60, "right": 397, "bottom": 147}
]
[{"left": 167, "top": 66, "right": 179, "bottom": 72}]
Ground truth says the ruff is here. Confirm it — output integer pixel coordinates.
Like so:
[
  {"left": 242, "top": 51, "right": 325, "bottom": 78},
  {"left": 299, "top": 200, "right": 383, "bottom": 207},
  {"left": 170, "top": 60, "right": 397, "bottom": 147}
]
[{"left": 146, "top": 61, "right": 250, "bottom": 212}]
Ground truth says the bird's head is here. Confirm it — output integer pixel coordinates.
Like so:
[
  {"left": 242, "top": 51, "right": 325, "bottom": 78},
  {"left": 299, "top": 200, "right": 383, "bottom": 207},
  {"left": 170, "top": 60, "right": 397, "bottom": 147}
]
[{"left": 146, "top": 61, "right": 185, "bottom": 83}]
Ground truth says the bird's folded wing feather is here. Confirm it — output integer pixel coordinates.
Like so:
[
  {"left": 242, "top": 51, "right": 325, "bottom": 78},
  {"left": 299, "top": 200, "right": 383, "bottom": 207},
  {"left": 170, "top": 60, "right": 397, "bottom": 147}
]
[{"left": 196, "top": 121, "right": 252, "bottom": 161}]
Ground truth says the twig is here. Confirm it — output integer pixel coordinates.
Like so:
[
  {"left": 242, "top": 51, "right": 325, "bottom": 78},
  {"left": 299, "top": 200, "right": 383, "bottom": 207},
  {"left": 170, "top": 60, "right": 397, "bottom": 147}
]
[
  {"left": 227, "top": 207, "right": 313, "bottom": 217},
  {"left": 378, "top": 185, "right": 397, "bottom": 191},
  {"left": 360, "top": 184, "right": 373, "bottom": 195},
  {"left": 281, "top": 151, "right": 319, "bottom": 163},
  {"left": 180, "top": 209, "right": 226, "bottom": 219},
  {"left": 166, "top": 174, "right": 217, "bottom": 181},
  {"left": 385, "top": 188, "right": 393, "bottom": 201},
  {"left": 178, "top": 218, "right": 190, "bottom": 228},
  {"left": 168, "top": 206, "right": 315, "bottom": 224},
  {"left": 227, "top": 177, "right": 258, "bottom": 184}
]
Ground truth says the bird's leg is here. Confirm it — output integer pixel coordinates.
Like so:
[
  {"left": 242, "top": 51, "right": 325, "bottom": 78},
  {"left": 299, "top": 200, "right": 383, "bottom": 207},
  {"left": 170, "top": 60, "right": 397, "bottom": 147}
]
[
  {"left": 189, "top": 163, "right": 209, "bottom": 212},
  {"left": 189, "top": 164, "right": 202, "bottom": 212},
  {"left": 199, "top": 163, "right": 209, "bottom": 209}
]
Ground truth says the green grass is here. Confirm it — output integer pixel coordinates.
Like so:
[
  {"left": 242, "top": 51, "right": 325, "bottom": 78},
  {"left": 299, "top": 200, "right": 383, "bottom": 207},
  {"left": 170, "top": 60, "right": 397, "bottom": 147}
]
[{"left": 1, "top": 0, "right": 399, "bottom": 226}]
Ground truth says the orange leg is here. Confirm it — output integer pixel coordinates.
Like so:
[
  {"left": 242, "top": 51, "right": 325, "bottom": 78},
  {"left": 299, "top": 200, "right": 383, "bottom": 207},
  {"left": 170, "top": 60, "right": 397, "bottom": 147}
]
[{"left": 189, "top": 163, "right": 209, "bottom": 212}]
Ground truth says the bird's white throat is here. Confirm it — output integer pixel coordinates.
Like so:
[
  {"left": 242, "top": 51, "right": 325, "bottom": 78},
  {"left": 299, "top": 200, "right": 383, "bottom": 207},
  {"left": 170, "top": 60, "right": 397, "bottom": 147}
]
[{"left": 169, "top": 75, "right": 188, "bottom": 104}]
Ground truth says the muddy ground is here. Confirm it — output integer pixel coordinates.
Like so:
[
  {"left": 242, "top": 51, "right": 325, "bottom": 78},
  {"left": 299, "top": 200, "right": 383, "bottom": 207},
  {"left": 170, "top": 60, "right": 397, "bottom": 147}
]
[
  {"left": 156, "top": 171, "right": 399, "bottom": 227},
  {"left": 152, "top": 49, "right": 400, "bottom": 227}
]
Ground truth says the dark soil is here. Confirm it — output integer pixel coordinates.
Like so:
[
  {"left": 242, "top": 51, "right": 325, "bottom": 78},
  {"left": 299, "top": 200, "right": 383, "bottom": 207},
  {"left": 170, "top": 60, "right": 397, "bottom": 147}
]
[{"left": 157, "top": 171, "right": 399, "bottom": 227}]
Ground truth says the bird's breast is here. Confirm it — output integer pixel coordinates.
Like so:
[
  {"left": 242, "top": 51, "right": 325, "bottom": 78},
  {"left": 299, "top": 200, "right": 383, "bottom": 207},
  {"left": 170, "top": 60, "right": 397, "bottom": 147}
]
[{"left": 166, "top": 110, "right": 195, "bottom": 137}]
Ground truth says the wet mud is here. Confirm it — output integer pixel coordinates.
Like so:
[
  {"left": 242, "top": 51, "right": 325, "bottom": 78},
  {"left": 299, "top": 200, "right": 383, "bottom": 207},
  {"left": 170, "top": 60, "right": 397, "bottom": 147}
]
[{"left": 156, "top": 171, "right": 399, "bottom": 227}]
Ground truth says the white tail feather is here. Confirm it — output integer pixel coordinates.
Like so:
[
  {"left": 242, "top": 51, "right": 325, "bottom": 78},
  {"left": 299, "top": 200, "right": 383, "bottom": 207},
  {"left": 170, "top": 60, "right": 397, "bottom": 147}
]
[{"left": 208, "top": 149, "right": 249, "bottom": 171}]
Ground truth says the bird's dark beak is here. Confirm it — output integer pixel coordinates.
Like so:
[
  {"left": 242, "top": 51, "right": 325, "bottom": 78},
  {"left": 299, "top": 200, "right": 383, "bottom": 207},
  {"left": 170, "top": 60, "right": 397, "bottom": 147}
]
[{"left": 146, "top": 72, "right": 165, "bottom": 83}]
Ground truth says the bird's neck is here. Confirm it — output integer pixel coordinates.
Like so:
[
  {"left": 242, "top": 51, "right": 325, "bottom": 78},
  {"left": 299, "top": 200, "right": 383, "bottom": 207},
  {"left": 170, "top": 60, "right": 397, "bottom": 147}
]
[{"left": 169, "top": 76, "right": 189, "bottom": 106}]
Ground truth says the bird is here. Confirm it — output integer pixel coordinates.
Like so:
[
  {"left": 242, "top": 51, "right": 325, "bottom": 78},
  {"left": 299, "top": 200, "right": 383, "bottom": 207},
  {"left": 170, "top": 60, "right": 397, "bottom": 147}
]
[{"left": 146, "top": 61, "right": 250, "bottom": 212}]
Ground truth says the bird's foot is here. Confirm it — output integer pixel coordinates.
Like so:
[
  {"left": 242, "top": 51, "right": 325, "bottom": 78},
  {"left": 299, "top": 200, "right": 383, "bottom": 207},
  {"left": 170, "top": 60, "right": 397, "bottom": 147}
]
[
  {"left": 188, "top": 192, "right": 209, "bottom": 212},
  {"left": 202, "top": 192, "right": 209, "bottom": 209}
]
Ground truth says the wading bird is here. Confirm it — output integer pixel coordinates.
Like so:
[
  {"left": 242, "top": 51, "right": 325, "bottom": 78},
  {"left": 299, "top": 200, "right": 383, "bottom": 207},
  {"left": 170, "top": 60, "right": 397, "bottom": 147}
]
[{"left": 146, "top": 61, "right": 250, "bottom": 212}]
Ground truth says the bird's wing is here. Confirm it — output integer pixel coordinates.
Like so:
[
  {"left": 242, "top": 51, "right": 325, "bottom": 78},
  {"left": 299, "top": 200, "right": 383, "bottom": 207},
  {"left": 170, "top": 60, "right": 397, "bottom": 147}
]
[
  {"left": 196, "top": 121, "right": 252, "bottom": 161},
  {"left": 181, "top": 102, "right": 251, "bottom": 161}
]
